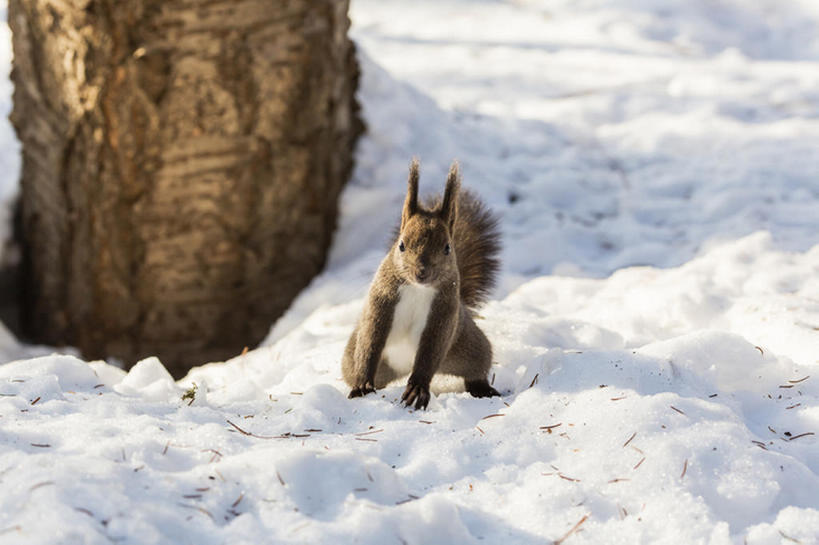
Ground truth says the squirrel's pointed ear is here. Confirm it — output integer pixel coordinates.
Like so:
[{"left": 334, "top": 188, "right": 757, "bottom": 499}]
[
  {"left": 402, "top": 158, "right": 420, "bottom": 227},
  {"left": 440, "top": 161, "right": 460, "bottom": 230}
]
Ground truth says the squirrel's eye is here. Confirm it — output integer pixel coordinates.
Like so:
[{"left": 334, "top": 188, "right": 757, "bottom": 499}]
[
  {"left": 399, "top": 240, "right": 405, "bottom": 252},
  {"left": 444, "top": 243, "right": 451, "bottom": 255}
]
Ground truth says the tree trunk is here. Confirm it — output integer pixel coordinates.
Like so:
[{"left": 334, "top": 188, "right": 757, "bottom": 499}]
[{"left": 9, "top": 0, "right": 362, "bottom": 377}]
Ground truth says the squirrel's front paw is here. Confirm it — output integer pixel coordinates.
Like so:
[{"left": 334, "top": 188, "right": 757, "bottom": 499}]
[
  {"left": 348, "top": 382, "right": 376, "bottom": 399},
  {"left": 401, "top": 382, "right": 430, "bottom": 410}
]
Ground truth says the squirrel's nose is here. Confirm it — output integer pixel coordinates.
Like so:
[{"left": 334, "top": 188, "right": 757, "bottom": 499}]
[{"left": 416, "top": 267, "right": 427, "bottom": 282}]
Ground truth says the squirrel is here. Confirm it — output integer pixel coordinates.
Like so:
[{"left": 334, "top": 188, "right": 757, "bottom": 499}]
[{"left": 342, "top": 159, "right": 501, "bottom": 409}]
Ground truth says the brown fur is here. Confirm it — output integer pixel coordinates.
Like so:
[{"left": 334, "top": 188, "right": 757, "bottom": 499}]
[{"left": 342, "top": 159, "right": 501, "bottom": 409}]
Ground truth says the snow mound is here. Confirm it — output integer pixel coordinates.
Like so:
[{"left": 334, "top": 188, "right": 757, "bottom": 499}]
[{"left": 2, "top": 236, "right": 817, "bottom": 543}]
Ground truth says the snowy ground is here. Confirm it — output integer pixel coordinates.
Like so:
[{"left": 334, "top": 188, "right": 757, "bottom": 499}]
[{"left": 2, "top": 1, "right": 819, "bottom": 543}]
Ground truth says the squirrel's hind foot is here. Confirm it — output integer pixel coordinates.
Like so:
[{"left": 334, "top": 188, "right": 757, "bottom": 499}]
[
  {"left": 348, "top": 382, "right": 376, "bottom": 398},
  {"left": 465, "top": 379, "right": 501, "bottom": 398}
]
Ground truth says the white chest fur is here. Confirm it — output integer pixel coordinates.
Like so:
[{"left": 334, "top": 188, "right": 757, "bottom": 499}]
[{"left": 383, "top": 283, "right": 438, "bottom": 376}]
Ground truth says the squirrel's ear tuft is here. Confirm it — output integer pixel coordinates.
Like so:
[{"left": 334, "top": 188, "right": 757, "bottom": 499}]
[
  {"left": 440, "top": 161, "right": 460, "bottom": 230},
  {"left": 402, "top": 158, "right": 420, "bottom": 227}
]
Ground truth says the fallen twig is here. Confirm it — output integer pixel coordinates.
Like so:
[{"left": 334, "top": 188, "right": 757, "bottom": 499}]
[
  {"left": 788, "top": 432, "right": 815, "bottom": 441},
  {"left": 670, "top": 406, "right": 685, "bottom": 415},
  {"left": 554, "top": 514, "right": 589, "bottom": 545},
  {"left": 680, "top": 459, "right": 688, "bottom": 479},
  {"left": 202, "top": 449, "right": 223, "bottom": 463},
  {"left": 354, "top": 429, "right": 384, "bottom": 437},
  {"left": 29, "top": 481, "right": 55, "bottom": 491},
  {"left": 622, "top": 432, "right": 636, "bottom": 448},
  {"left": 177, "top": 503, "right": 214, "bottom": 520},
  {"left": 779, "top": 530, "right": 801, "bottom": 544},
  {"left": 395, "top": 494, "right": 419, "bottom": 506},
  {"left": 540, "top": 423, "right": 562, "bottom": 431},
  {"left": 226, "top": 419, "right": 279, "bottom": 439}
]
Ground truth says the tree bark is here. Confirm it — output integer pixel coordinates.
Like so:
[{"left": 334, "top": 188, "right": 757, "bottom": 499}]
[{"left": 9, "top": 0, "right": 362, "bottom": 376}]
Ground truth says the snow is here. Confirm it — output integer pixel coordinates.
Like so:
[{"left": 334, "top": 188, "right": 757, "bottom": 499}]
[{"left": 2, "top": 0, "right": 819, "bottom": 543}]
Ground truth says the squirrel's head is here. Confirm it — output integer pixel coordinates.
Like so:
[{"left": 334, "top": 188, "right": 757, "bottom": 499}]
[{"left": 394, "top": 159, "right": 460, "bottom": 286}]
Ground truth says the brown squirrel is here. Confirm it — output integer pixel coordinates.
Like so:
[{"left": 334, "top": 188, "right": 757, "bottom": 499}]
[{"left": 342, "top": 159, "right": 501, "bottom": 409}]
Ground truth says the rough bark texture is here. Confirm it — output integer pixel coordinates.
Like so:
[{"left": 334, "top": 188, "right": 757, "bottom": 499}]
[{"left": 9, "top": 0, "right": 362, "bottom": 376}]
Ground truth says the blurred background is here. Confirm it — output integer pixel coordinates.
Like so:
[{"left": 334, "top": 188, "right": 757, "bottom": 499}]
[{"left": 1, "top": 0, "right": 818, "bottom": 376}]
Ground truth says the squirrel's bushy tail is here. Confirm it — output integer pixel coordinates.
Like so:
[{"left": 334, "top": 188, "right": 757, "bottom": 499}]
[{"left": 451, "top": 190, "right": 500, "bottom": 309}]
